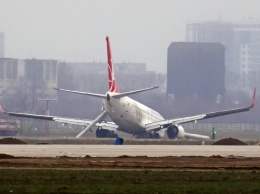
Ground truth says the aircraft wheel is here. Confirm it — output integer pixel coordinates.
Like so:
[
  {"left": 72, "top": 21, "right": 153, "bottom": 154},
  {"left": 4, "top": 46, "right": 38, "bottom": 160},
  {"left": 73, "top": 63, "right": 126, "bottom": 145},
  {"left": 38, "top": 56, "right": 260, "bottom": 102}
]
[{"left": 96, "top": 128, "right": 117, "bottom": 138}]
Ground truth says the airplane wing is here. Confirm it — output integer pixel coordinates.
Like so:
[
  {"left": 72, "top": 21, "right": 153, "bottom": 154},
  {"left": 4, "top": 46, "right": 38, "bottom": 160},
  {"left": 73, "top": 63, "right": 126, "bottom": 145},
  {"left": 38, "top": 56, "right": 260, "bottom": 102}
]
[
  {"left": 146, "top": 88, "right": 256, "bottom": 131},
  {"left": 0, "top": 108, "right": 118, "bottom": 132},
  {"left": 183, "top": 132, "right": 209, "bottom": 139}
]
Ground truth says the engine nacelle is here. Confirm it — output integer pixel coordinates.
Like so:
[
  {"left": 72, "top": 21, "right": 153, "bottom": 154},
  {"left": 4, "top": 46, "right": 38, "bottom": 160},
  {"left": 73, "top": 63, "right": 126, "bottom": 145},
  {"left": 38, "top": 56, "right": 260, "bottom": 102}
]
[{"left": 166, "top": 124, "right": 185, "bottom": 139}]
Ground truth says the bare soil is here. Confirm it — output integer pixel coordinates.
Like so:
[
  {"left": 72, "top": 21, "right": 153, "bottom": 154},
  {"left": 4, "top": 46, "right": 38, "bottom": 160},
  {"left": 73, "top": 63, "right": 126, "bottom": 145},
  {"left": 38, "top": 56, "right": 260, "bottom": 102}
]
[
  {"left": 0, "top": 137, "right": 259, "bottom": 171},
  {"left": 0, "top": 155, "right": 259, "bottom": 171},
  {"left": 213, "top": 137, "right": 247, "bottom": 145},
  {"left": 0, "top": 137, "right": 27, "bottom": 144}
]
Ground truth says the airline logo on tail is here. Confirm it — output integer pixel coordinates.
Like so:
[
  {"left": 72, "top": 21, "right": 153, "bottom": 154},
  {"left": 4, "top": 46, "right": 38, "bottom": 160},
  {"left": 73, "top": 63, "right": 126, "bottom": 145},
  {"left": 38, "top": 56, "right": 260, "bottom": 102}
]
[{"left": 106, "top": 36, "right": 120, "bottom": 93}]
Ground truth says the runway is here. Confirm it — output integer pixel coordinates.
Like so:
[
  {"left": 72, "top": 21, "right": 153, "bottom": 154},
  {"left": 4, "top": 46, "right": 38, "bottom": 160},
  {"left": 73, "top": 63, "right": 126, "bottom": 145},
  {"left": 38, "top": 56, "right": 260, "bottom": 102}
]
[{"left": 0, "top": 145, "right": 259, "bottom": 157}]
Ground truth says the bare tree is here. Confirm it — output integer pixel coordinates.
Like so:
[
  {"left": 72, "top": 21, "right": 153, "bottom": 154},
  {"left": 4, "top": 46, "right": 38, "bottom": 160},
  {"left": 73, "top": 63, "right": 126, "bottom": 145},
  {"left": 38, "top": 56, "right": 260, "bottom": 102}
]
[{"left": 1, "top": 78, "right": 46, "bottom": 134}]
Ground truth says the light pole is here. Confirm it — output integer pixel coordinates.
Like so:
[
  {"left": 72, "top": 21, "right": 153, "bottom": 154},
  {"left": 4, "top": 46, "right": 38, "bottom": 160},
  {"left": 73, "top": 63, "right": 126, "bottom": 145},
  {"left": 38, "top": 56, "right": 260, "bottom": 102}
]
[{"left": 38, "top": 98, "right": 56, "bottom": 136}]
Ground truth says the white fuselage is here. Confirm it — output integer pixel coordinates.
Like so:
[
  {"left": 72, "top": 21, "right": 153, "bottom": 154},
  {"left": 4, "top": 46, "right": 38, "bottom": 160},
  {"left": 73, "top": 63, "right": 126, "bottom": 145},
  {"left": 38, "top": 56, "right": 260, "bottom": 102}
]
[{"left": 104, "top": 92, "right": 164, "bottom": 134}]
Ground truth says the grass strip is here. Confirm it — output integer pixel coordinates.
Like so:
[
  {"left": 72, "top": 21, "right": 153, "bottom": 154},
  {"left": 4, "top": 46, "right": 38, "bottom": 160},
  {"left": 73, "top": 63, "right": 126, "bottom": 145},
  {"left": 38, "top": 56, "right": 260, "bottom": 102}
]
[{"left": 0, "top": 169, "right": 259, "bottom": 193}]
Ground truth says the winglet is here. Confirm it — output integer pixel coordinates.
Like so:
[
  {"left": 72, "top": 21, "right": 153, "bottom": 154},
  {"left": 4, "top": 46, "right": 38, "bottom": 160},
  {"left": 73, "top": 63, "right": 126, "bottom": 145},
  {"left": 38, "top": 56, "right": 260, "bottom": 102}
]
[
  {"left": 251, "top": 88, "right": 256, "bottom": 108},
  {"left": 0, "top": 106, "right": 5, "bottom": 113}
]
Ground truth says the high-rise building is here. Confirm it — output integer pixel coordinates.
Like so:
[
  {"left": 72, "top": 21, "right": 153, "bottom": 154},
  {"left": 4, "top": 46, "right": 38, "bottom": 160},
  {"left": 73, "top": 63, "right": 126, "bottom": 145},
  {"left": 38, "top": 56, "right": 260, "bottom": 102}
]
[
  {"left": 186, "top": 22, "right": 233, "bottom": 71},
  {"left": 167, "top": 42, "right": 225, "bottom": 101},
  {"left": 233, "top": 22, "right": 260, "bottom": 79},
  {"left": 0, "top": 32, "right": 4, "bottom": 58},
  {"left": 23, "top": 59, "right": 58, "bottom": 97},
  {"left": 186, "top": 20, "right": 260, "bottom": 75}
]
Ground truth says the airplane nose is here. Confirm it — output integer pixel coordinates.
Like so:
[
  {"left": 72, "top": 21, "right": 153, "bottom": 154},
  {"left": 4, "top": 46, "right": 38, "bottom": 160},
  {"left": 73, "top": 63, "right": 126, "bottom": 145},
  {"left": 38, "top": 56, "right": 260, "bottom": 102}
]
[{"left": 106, "top": 93, "right": 110, "bottom": 101}]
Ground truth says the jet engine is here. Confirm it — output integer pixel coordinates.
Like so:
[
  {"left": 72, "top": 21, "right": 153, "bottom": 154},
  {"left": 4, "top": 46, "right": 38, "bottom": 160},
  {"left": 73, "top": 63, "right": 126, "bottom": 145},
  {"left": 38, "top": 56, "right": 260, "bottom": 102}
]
[{"left": 165, "top": 124, "right": 185, "bottom": 139}]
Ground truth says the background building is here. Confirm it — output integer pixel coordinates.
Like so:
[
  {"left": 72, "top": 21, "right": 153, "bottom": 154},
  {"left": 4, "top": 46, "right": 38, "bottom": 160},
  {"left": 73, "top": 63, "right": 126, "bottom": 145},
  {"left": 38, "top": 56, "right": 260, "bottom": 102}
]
[
  {"left": 233, "top": 21, "right": 260, "bottom": 76},
  {"left": 186, "top": 20, "right": 260, "bottom": 75},
  {"left": 67, "top": 61, "right": 146, "bottom": 73},
  {"left": 65, "top": 61, "right": 156, "bottom": 93},
  {"left": 0, "top": 58, "right": 19, "bottom": 96},
  {"left": 23, "top": 59, "right": 58, "bottom": 98},
  {"left": 240, "top": 44, "right": 260, "bottom": 88},
  {"left": 0, "top": 58, "right": 58, "bottom": 99},
  {"left": 186, "top": 22, "right": 233, "bottom": 71},
  {"left": 186, "top": 20, "right": 260, "bottom": 94},
  {"left": 167, "top": 42, "right": 225, "bottom": 102}
]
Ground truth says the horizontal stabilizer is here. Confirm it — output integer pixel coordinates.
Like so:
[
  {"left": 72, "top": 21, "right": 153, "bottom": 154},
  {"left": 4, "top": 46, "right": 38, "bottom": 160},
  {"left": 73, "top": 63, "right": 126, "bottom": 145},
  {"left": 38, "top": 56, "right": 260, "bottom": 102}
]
[
  {"left": 113, "top": 86, "right": 159, "bottom": 98},
  {"left": 54, "top": 88, "right": 106, "bottom": 98}
]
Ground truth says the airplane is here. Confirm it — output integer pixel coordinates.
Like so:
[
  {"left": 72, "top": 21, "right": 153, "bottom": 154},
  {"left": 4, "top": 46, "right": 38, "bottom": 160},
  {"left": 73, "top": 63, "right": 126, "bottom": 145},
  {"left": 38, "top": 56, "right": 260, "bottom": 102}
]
[{"left": 0, "top": 36, "right": 256, "bottom": 140}]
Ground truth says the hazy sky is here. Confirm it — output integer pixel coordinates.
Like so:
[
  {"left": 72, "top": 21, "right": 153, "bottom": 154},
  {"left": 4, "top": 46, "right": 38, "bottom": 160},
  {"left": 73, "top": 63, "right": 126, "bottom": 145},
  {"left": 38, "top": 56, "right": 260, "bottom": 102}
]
[{"left": 0, "top": 0, "right": 260, "bottom": 73}]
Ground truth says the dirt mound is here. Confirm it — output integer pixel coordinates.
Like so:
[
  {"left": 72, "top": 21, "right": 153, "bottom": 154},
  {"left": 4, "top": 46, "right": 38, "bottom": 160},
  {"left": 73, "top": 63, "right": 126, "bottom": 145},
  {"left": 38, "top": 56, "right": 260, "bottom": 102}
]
[
  {"left": 0, "top": 137, "right": 27, "bottom": 144},
  {"left": 213, "top": 137, "right": 247, "bottom": 145},
  {"left": 0, "top": 153, "right": 15, "bottom": 159}
]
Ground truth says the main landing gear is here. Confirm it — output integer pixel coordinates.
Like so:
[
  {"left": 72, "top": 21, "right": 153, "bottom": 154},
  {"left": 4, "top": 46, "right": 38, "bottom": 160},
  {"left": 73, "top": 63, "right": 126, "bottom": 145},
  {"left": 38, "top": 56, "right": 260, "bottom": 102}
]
[{"left": 96, "top": 128, "right": 117, "bottom": 138}]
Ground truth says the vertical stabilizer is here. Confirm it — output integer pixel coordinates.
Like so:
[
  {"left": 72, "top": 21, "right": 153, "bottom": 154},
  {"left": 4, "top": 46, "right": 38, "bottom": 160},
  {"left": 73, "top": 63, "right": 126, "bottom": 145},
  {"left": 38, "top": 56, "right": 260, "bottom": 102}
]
[{"left": 106, "top": 36, "right": 120, "bottom": 93}]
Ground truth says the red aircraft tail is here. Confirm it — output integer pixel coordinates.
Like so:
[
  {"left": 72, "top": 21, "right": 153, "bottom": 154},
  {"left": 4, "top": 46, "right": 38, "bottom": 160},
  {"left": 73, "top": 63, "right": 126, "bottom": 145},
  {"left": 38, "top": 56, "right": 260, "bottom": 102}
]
[{"left": 106, "top": 36, "right": 120, "bottom": 93}]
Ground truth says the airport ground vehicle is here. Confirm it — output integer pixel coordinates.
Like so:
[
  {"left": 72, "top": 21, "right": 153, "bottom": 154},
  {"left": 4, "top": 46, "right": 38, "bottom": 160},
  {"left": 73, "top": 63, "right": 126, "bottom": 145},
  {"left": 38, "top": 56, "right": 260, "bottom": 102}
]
[{"left": 0, "top": 120, "right": 18, "bottom": 136}]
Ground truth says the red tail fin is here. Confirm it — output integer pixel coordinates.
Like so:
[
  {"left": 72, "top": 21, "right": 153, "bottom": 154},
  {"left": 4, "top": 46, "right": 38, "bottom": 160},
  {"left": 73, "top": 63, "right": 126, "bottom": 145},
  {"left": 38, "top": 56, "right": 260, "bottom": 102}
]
[{"left": 106, "top": 36, "right": 120, "bottom": 93}]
